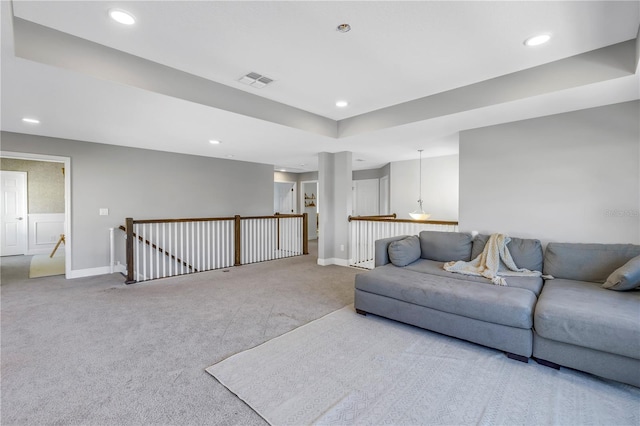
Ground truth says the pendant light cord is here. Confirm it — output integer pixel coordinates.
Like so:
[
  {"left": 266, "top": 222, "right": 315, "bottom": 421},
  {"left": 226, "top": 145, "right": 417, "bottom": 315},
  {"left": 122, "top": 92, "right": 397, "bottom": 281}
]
[{"left": 418, "top": 149, "right": 423, "bottom": 208}]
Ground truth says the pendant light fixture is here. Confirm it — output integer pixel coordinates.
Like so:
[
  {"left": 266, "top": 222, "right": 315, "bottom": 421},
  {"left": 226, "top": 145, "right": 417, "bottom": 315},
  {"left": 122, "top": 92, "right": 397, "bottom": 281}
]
[{"left": 409, "top": 150, "right": 431, "bottom": 220}]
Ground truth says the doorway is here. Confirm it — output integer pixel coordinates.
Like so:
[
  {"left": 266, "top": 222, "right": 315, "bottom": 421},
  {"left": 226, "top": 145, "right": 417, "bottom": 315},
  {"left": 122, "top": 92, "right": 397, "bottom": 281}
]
[
  {"left": 274, "top": 182, "right": 296, "bottom": 214},
  {"left": 0, "top": 151, "right": 71, "bottom": 278},
  {"left": 353, "top": 178, "right": 380, "bottom": 216},
  {"left": 301, "top": 181, "right": 318, "bottom": 240}
]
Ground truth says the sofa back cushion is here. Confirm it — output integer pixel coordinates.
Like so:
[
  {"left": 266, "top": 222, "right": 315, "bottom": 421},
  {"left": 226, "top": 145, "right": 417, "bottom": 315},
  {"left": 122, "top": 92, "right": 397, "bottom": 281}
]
[
  {"left": 471, "top": 234, "right": 543, "bottom": 271},
  {"left": 419, "top": 231, "right": 473, "bottom": 262},
  {"left": 388, "top": 236, "right": 421, "bottom": 267},
  {"left": 544, "top": 242, "right": 640, "bottom": 283}
]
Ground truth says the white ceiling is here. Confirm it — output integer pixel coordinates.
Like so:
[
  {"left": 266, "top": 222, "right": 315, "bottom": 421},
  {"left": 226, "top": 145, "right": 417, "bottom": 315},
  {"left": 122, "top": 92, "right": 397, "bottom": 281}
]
[{"left": 2, "top": 1, "right": 639, "bottom": 172}]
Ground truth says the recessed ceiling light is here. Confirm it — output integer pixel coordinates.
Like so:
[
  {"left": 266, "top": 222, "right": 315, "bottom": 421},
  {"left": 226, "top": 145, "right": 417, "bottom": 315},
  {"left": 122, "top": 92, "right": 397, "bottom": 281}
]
[
  {"left": 336, "top": 23, "right": 351, "bottom": 33},
  {"left": 22, "top": 117, "right": 40, "bottom": 124},
  {"left": 209, "top": 140, "right": 221, "bottom": 145},
  {"left": 524, "top": 34, "right": 551, "bottom": 47},
  {"left": 335, "top": 100, "right": 349, "bottom": 108},
  {"left": 109, "top": 9, "right": 136, "bottom": 25},
  {"left": 279, "top": 169, "right": 287, "bottom": 172}
]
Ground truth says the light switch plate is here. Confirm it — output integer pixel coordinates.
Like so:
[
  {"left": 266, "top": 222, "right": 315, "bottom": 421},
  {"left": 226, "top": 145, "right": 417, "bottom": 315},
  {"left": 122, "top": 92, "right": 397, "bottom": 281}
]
[{"left": 99, "top": 208, "right": 109, "bottom": 216}]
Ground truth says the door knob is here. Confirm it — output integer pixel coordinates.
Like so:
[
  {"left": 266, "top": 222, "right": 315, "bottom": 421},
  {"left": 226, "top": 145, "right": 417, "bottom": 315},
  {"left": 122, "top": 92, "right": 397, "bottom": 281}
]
[{"left": 16, "top": 217, "right": 23, "bottom": 220}]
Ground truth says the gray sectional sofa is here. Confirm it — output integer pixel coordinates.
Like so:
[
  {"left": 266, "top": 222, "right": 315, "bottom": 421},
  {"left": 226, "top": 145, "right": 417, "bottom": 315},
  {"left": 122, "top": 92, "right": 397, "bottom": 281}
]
[
  {"left": 354, "top": 231, "right": 640, "bottom": 387},
  {"left": 534, "top": 242, "right": 640, "bottom": 386}
]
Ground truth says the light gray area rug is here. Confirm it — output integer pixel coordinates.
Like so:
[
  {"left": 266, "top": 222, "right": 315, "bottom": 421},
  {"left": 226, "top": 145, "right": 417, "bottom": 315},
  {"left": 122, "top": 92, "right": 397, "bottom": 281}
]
[{"left": 207, "top": 306, "right": 640, "bottom": 425}]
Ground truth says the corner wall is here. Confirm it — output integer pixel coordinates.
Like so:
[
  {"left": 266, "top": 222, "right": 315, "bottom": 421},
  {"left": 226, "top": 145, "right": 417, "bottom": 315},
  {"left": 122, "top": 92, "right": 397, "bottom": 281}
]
[
  {"left": 1, "top": 132, "right": 275, "bottom": 274},
  {"left": 459, "top": 101, "right": 639, "bottom": 245}
]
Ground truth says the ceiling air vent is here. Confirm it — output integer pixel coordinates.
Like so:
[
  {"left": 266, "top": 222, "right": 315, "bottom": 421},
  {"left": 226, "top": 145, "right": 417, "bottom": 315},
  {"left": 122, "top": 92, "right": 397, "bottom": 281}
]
[{"left": 238, "top": 72, "right": 274, "bottom": 89}]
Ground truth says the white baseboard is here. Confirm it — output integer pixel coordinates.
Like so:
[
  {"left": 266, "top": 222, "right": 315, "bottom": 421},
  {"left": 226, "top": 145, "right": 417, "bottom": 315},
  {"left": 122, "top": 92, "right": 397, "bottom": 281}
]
[
  {"left": 67, "top": 266, "right": 112, "bottom": 279},
  {"left": 317, "top": 258, "right": 349, "bottom": 267},
  {"left": 66, "top": 262, "right": 128, "bottom": 279}
]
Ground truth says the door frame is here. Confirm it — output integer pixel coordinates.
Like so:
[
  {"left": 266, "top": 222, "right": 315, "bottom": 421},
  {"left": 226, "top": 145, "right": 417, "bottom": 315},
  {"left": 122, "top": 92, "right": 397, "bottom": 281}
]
[
  {"left": 1, "top": 151, "right": 71, "bottom": 278},
  {"left": 1, "top": 171, "right": 28, "bottom": 255}
]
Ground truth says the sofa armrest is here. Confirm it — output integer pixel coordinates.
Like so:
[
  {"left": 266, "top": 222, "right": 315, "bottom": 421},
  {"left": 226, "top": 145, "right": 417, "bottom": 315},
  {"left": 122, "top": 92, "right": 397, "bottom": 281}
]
[{"left": 375, "top": 235, "right": 410, "bottom": 267}]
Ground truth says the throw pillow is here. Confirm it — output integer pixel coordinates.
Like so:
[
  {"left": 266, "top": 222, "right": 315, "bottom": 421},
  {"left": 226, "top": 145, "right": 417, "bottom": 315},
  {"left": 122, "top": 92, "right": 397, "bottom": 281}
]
[
  {"left": 419, "top": 231, "right": 473, "bottom": 262},
  {"left": 388, "top": 236, "right": 421, "bottom": 267},
  {"left": 602, "top": 255, "right": 640, "bottom": 291}
]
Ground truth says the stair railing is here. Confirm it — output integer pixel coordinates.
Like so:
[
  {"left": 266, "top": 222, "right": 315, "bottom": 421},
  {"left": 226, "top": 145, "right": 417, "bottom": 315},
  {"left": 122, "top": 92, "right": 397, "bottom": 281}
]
[
  {"left": 348, "top": 214, "right": 459, "bottom": 269},
  {"left": 122, "top": 213, "right": 308, "bottom": 283}
]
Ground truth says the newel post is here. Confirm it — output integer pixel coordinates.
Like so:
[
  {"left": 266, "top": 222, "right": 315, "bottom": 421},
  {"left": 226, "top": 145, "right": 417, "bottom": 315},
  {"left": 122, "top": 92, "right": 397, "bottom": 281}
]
[
  {"left": 125, "top": 217, "right": 135, "bottom": 284},
  {"left": 303, "top": 212, "right": 309, "bottom": 255},
  {"left": 234, "top": 215, "right": 241, "bottom": 266}
]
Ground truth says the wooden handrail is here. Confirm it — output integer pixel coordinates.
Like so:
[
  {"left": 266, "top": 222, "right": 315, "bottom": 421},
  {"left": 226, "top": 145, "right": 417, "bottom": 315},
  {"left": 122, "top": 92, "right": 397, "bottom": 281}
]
[
  {"left": 132, "top": 214, "right": 304, "bottom": 224},
  {"left": 348, "top": 214, "right": 397, "bottom": 220},
  {"left": 132, "top": 217, "right": 235, "bottom": 224},
  {"left": 119, "top": 225, "right": 196, "bottom": 277},
  {"left": 348, "top": 214, "right": 458, "bottom": 226},
  {"left": 245, "top": 213, "right": 304, "bottom": 219}
]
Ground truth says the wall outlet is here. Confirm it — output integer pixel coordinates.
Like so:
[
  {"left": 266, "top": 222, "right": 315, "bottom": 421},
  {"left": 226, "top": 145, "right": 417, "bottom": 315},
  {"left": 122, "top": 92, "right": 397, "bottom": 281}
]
[
  {"left": 99, "top": 208, "right": 109, "bottom": 216},
  {"left": 340, "top": 244, "right": 345, "bottom": 251}
]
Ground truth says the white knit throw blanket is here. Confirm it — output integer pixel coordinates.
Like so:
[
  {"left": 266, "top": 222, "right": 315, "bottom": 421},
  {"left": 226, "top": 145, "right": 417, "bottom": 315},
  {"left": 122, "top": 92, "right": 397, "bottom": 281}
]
[{"left": 443, "top": 233, "right": 541, "bottom": 286}]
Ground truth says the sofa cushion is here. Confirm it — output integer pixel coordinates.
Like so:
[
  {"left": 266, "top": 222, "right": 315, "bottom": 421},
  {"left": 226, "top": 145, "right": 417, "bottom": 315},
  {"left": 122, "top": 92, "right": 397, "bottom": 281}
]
[
  {"left": 543, "top": 243, "right": 640, "bottom": 282},
  {"left": 419, "top": 231, "right": 473, "bottom": 262},
  {"left": 534, "top": 279, "right": 640, "bottom": 359},
  {"left": 388, "top": 236, "right": 421, "bottom": 267},
  {"left": 471, "top": 234, "right": 543, "bottom": 272},
  {"left": 603, "top": 255, "right": 640, "bottom": 291},
  {"left": 403, "top": 258, "right": 544, "bottom": 296},
  {"left": 355, "top": 264, "right": 536, "bottom": 329}
]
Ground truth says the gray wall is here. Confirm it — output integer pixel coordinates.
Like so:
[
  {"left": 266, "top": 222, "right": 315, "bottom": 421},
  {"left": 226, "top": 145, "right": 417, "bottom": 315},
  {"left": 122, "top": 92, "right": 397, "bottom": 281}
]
[
  {"left": 318, "top": 151, "right": 352, "bottom": 263},
  {"left": 1, "top": 132, "right": 274, "bottom": 270},
  {"left": 459, "top": 101, "right": 639, "bottom": 245},
  {"left": 391, "top": 154, "right": 459, "bottom": 221}
]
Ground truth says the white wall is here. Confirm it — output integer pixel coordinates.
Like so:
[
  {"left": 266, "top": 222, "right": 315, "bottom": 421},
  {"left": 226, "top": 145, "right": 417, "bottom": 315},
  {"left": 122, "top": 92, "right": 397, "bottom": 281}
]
[
  {"left": 459, "top": 101, "right": 639, "bottom": 245},
  {"left": 390, "top": 154, "right": 459, "bottom": 221}
]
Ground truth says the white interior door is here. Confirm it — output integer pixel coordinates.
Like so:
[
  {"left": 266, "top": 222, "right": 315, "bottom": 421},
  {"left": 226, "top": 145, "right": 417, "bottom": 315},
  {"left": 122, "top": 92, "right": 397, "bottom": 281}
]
[
  {"left": 1, "top": 171, "right": 28, "bottom": 256},
  {"left": 353, "top": 179, "right": 380, "bottom": 216},
  {"left": 274, "top": 182, "right": 296, "bottom": 214}
]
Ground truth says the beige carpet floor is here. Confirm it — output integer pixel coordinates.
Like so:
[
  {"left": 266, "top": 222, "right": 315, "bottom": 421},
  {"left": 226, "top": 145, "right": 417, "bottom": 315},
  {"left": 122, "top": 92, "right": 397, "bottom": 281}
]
[
  {"left": 208, "top": 306, "right": 640, "bottom": 426},
  {"left": 29, "top": 254, "right": 65, "bottom": 278}
]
